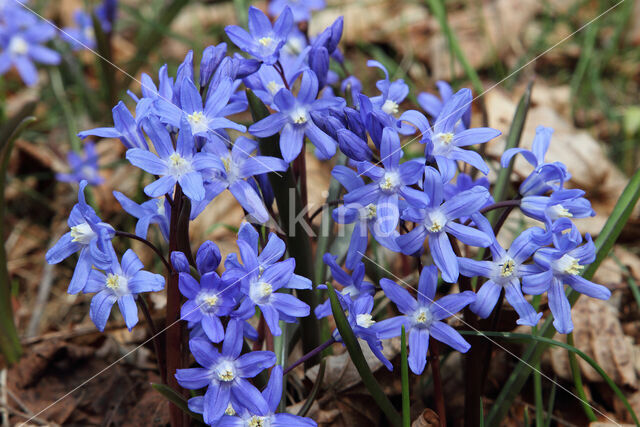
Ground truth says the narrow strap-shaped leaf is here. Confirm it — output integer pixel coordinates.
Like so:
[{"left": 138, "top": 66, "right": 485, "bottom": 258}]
[
  {"left": 0, "top": 112, "right": 36, "bottom": 365},
  {"left": 401, "top": 326, "right": 410, "bottom": 427},
  {"left": 151, "top": 383, "right": 204, "bottom": 423},
  {"left": 486, "top": 167, "right": 640, "bottom": 426},
  {"left": 297, "top": 359, "right": 326, "bottom": 417},
  {"left": 328, "top": 283, "right": 402, "bottom": 426},
  {"left": 567, "top": 332, "right": 597, "bottom": 421},
  {"left": 487, "top": 80, "right": 533, "bottom": 225},
  {"left": 461, "top": 331, "right": 640, "bottom": 426}
]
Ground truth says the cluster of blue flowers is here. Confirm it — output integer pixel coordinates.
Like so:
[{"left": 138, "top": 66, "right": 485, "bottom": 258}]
[
  {"left": 44, "top": 1, "right": 610, "bottom": 425},
  {"left": 0, "top": 0, "right": 115, "bottom": 87}
]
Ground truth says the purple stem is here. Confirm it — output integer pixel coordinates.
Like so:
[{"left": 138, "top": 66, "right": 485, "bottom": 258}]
[{"left": 283, "top": 337, "right": 336, "bottom": 375}]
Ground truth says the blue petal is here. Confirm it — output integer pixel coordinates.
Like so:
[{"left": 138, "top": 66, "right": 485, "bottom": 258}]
[
  {"left": 379, "top": 278, "right": 417, "bottom": 314},
  {"left": 469, "top": 280, "right": 501, "bottom": 319},
  {"left": 126, "top": 148, "right": 166, "bottom": 175},
  {"left": 249, "top": 112, "right": 287, "bottom": 137},
  {"left": 431, "top": 290, "right": 476, "bottom": 320},
  {"left": 429, "top": 231, "right": 458, "bottom": 283},
  {"left": 46, "top": 232, "right": 80, "bottom": 264},
  {"left": 408, "top": 327, "right": 429, "bottom": 375},
  {"left": 548, "top": 278, "right": 573, "bottom": 334},
  {"left": 89, "top": 290, "right": 117, "bottom": 331},
  {"left": 430, "top": 320, "right": 470, "bottom": 353},
  {"left": 236, "top": 351, "right": 277, "bottom": 378},
  {"left": 118, "top": 294, "right": 139, "bottom": 330},
  {"left": 279, "top": 123, "right": 305, "bottom": 163}
]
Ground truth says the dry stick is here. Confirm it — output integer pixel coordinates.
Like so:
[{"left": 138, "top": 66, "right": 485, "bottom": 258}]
[
  {"left": 114, "top": 231, "right": 172, "bottom": 274},
  {"left": 429, "top": 339, "right": 446, "bottom": 424}
]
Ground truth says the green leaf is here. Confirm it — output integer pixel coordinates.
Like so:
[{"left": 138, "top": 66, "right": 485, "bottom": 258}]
[
  {"left": 424, "top": 0, "right": 483, "bottom": 95},
  {"left": 488, "top": 81, "right": 533, "bottom": 222},
  {"left": 461, "top": 331, "right": 640, "bottom": 426},
  {"left": 486, "top": 167, "right": 640, "bottom": 426},
  {"left": 297, "top": 359, "right": 326, "bottom": 417},
  {"left": 327, "top": 283, "right": 402, "bottom": 426},
  {"left": 1, "top": 110, "right": 36, "bottom": 365},
  {"left": 401, "top": 326, "right": 410, "bottom": 427},
  {"left": 151, "top": 383, "right": 204, "bottom": 423},
  {"left": 567, "top": 332, "right": 597, "bottom": 421}
]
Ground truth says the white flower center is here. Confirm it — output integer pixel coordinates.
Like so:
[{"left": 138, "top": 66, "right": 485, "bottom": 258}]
[
  {"left": 156, "top": 198, "right": 166, "bottom": 215},
  {"left": 9, "top": 36, "right": 28, "bottom": 56},
  {"left": 267, "top": 80, "right": 283, "bottom": 95},
  {"left": 365, "top": 203, "right": 376, "bottom": 220},
  {"left": 341, "top": 285, "right": 359, "bottom": 298},
  {"left": 555, "top": 254, "right": 583, "bottom": 276},
  {"left": 414, "top": 308, "right": 433, "bottom": 327},
  {"left": 283, "top": 36, "right": 304, "bottom": 56},
  {"left": 258, "top": 36, "right": 274, "bottom": 47},
  {"left": 167, "top": 152, "right": 192, "bottom": 177},
  {"left": 259, "top": 282, "right": 273, "bottom": 298},
  {"left": 425, "top": 210, "right": 447, "bottom": 233},
  {"left": 379, "top": 171, "right": 400, "bottom": 192},
  {"left": 70, "top": 222, "right": 96, "bottom": 244},
  {"left": 548, "top": 204, "right": 573, "bottom": 219},
  {"left": 187, "top": 111, "right": 209, "bottom": 134},
  {"left": 106, "top": 273, "right": 129, "bottom": 296},
  {"left": 381, "top": 99, "right": 399, "bottom": 115},
  {"left": 224, "top": 403, "right": 236, "bottom": 416},
  {"left": 248, "top": 416, "right": 269, "bottom": 427},
  {"left": 197, "top": 291, "right": 221, "bottom": 313},
  {"left": 83, "top": 26, "right": 95, "bottom": 42},
  {"left": 216, "top": 361, "right": 236, "bottom": 382},
  {"left": 290, "top": 107, "right": 308, "bottom": 124},
  {"left": 356, "top": 313, "right": 375, "bottom": 328},
  {"left": 499, "top": 258, "right": 516, "bottom": 278}
]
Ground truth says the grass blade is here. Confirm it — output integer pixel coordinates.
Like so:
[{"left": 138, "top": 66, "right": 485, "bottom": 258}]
[
  {"left": 544, "top": 379, "right": 557, "bottom": 427},
  {"left": 488, "top": 80, "right": 533, "bottom": 224},
  {"left": 1, "top": 109, "right": 36, "bottom": 364},
  {"left": 461, "top": 331, "right": 640, "bottom": 426},
  {"left": 567, "top": 332, "right": 597, "bottom": 421},
  {"left": 151, "top": 383, "right": 203, "bottom": 423},
  {"left": 424, "top": 0, "right": 483, "bottom": 95},
  {"left": 486, "top": 167, "right": 640, "bottom": 426},
  {"left": 401, "top": 326, "right": 410, "bottom": 427},
  {"left": 328, "top": 283, "right": 402, "bottom": 426}
]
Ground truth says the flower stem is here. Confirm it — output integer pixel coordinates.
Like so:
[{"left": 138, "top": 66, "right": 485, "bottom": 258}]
[
  {"left": 283, "top": 337, "right": 335, "bottom": 375},
  {"left": 114, "top": 230, "right": 172, "bottom": 274},
  {"left": 274, "top": 61, "right": 290, "bottom": 90},
  {"left": 429, "top": 338, "right": 446, "bottom": 425}
]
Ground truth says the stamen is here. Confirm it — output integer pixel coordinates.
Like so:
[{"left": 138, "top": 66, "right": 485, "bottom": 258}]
[
  {"left": 258, "top": 36, "right": 273, "bottom": 47},
  {"left": 381, "top": 99, "right": 399, "bottom": 115},
  {"left": 356, "top": 313, "right": 375, "bottom": 328}
]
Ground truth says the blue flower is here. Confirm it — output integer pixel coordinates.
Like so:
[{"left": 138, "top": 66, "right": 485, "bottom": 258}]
[
  {"left": 417, "top": 81, "right": 470, "bottom": 130},
  {"left": 331, "top": 294, "right": 393, "bottom": 371},
  {"left": 522, "top": 218, "right": 611, "bottom": 334},
  {"left": 225, "top": 222, "right": 312, "bottom": 290},
  {"left": 61, "top": 10, "right": 96, "bottom": 50},
  {"left": 315, "top": 253, "right": 375, "bottom": 318},
  {"left": 368, "top": 61, "right": 411, "bottom": 131},
  {"left": 179, "top": 271, "right": 240, "bottom": 343},
  {"left": 343, "top": 127, "right": 427, "bottom": 235},
  {"left": 0, "top": 8, "right": 60, "bottom": 86},
  {"left": 79, "top": 101, "right": 148, "bottom": 150},
  {"left": 331, "top": 165, "right": 402, "bottom": 266},
  {"left": 219, "top": 365, "right": 317, "bottom": 426},
  {"left": 249, "top": 70, "right": 344, "bottom": 162},
  {"left": 200, "top": 43, "right": 228, "bottom": 88},
  {"left": 113, "top": 191, "right": 170, "bottom": 242},
  {"left": 225, "top": 6, "right": 293, "bottom": 65},
  {"left": 176, "top": 321, "right": 276, "bottom": 425},
  {"left": 396, "top": 167, "right": 492, "bottom": 283},
  {"left": 520, "top": 188, "right": 594, "bottom": 224},
  {"left": 45, "top": 180, "right": 115, "bottom": 294},
  {"left": 458, "top": 214, "right": 543, "bottom": 326},
  {"left": 232, "top": 239, "right": 311, "bottom": 336},
  {"left": 376, "top": 265, "right": 475, "bottom": 374},
  {"left": 85, "top": 248, "right": 164, "bottom": 331},
  {"left": 400, "top": 89, "right": 501, "bottom": 182},
  {"left": 154, "top": 77, "right": 246, "bottom": 138},
  {"left": 196, "top": 136, "right": 288, "bottom": 223},
  {"left": 94, "top": 0, "right": 117, "bottom": 33},
  {"left": 195, "top": 240, "right": 222, "bottom": 274},
  {"left": 125, "top": 117, "right": 217, "bottom": 201},
  {"left": 501, "top": 126, "right": 570, "bottom": 197},
  {"left": 56, "top": 142, "right": 104, "bottom": 186},
  {"left": 269, "top": 0, "right": 325, "bottom": 23}
]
